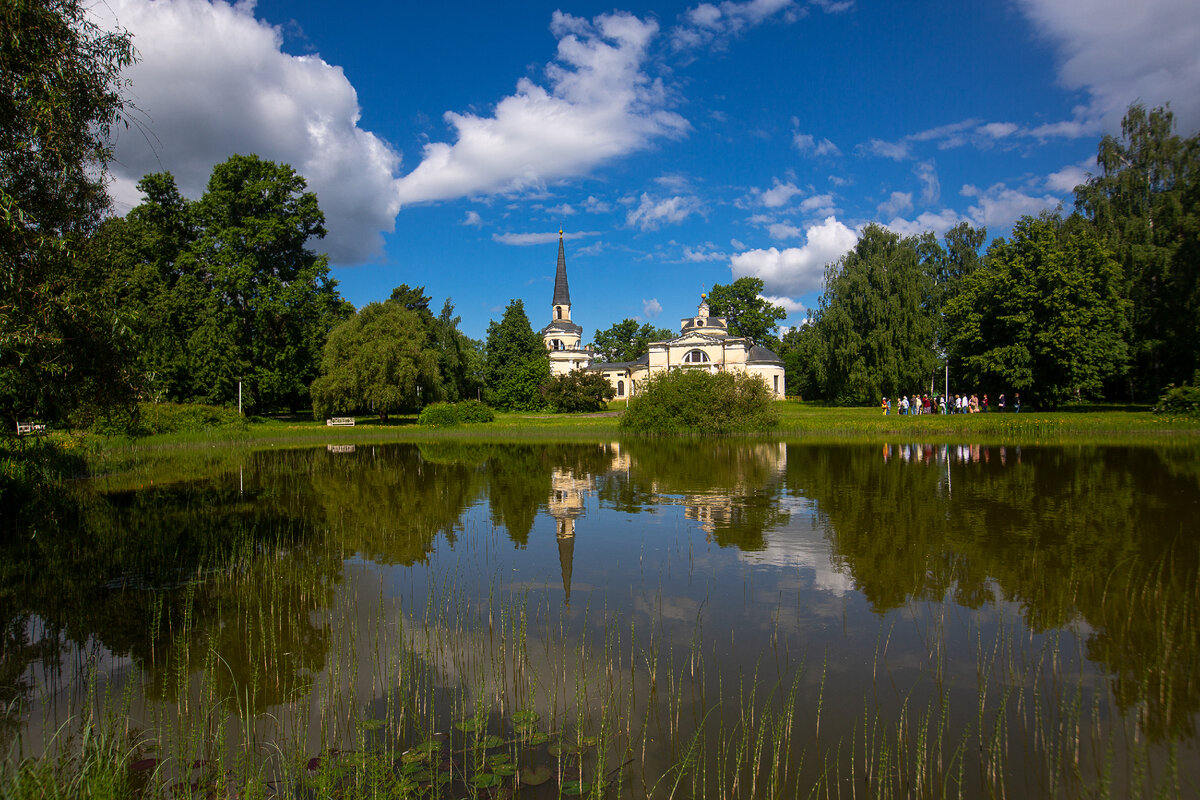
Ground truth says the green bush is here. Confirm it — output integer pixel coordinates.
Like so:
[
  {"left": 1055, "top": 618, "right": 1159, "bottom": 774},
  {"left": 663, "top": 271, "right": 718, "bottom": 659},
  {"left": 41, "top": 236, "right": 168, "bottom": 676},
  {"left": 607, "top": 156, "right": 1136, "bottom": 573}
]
[
  {"left": 79, "top": 402, "right": 247, "bottom": 436},
  {"left": 1154, "top": 372, "right": 1200, "bottom": 415},
  {"left": 418, "top": 400, "right": 495, "bottom": 427},
  {"left": 619, "top": 369, "right": 780, "bottom": 433},
  {"left": 542, "top": 370, "right": 615, "bottom": 412}
]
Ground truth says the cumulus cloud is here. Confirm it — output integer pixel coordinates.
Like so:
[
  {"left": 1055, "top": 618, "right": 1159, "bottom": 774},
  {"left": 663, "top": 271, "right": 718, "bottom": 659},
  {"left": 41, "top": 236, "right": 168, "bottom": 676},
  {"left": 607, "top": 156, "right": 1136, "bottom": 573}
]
[
  {"left": 768, "top": 222, "right": 805, "bottom": 240},
  {"left": 626, "top": 193, "right": 702, "bottom": 230},
  {"left": 793, "top": 130, "right": 841, "bottom": 156},
  {"left": 671, "top": 0, "right": 798, "bottom": 50},
  {"left": 729, "top": 216, "right": 858, "bottom": 296},
  {"left": 546, "top": 203, "right": 577, "bottom": 216},
  {"left": 395, "top": 11, "right": 688, "bottom": 206},
  {"left": 1045, "top": 162, "right": 1092, "bottom": 193},
  {"left": 759, "top": 180, "right": 803, "bottom": 208},
  {"left": 584, "top": 195, "right": 612, "bottom": 213},
  {"left": 92, "top": 0, "right": 402, "bottom": 264},
  {"left": 681, "top": 243, "right": 727, "bottom": 261},
  {"left": 883, "top": 209, "right": 964, "bottom": 237},
  {"left": 642, "top": 297, "right": 664, "bottom": 318},
  {"left": 494, "top": 230, "right": 598, "bottom": 246},
  {"left": 798, "top": 193, "right": 836, "bottom": 216},
  {"left": 914, "top": 160, "right": 940, "bottom": 204},
  {"left": 762, "top": 294, "right": 808, "bottom": 315},
  {"left": 877, "top": 191, "right": 913, "bottom": 218},
  {"left": 1017, "top": 0, "right": 1200, "bottom": 132},
  {"left": 961, "top": 183, "right": 1060, "bottom": 229},
  {"left": 860, "top": 138, "right": 911, "bottom": 161},
  {"left": 462, "top": 210, "right": 483, "bottom": 227}
]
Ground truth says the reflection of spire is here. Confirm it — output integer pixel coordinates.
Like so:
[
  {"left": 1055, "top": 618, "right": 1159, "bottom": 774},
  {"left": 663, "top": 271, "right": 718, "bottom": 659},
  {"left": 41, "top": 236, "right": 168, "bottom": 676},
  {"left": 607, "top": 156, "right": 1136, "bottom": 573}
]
[{"left": 557, "top": 522, "right": 574, "bottom": 606}]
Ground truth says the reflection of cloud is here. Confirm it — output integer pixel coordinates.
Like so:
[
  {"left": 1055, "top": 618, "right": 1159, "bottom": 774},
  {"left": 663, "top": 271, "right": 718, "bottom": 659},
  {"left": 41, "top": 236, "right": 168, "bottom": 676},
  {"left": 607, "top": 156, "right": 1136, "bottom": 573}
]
[{"left": 738, "top": 502, "right": 857, "bottom": 597}]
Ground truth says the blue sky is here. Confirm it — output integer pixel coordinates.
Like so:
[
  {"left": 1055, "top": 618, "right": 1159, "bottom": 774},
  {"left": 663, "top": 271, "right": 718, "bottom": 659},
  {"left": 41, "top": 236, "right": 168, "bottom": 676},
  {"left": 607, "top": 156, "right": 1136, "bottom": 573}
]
[{"left": 93, "top": 0, "right": 1200, "bottom": 340}]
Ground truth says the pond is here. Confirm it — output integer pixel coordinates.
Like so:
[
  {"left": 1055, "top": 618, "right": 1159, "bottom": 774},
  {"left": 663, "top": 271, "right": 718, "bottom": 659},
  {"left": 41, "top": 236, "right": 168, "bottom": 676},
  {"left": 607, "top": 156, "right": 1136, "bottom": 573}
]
[{"left": 2, "top": 440, "right": 1198, "bottom": 798}]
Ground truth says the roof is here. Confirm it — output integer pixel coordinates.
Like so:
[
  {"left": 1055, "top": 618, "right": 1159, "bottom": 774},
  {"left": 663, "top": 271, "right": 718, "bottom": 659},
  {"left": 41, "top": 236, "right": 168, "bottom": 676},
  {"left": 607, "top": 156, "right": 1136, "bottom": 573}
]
[
  {"left": 588, "top": 352, "right": 649, "bottom": 370},
  {"left": 747, "top": 344, "right": 784, "bottom": 364},
  {"left": 541, "top": 320, "right": 583, "bottom": 336},
  {"left": 552, "top": 233, "right": 571, "bottom": 307}
]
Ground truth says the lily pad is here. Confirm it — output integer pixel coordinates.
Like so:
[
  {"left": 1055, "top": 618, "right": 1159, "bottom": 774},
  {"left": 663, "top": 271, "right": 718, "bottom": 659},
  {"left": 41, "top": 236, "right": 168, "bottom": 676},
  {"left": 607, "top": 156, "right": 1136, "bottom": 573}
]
[
  {"left": 579, "top": 736, "right": 598, "bottom": 748},
  {"left": 561, "top": 780, "right": 591, "bottom": 796},
  {"left": 511, "top": 710, "right": 540, "bottom": 726},
  {"left": 401, "top": 749, "right": 430, "bottom": 765},
  {"left": 480, "top": 734, "right": 505, "bottom": 749},
  {"left": 472, "top": 772, "right": 502, "bottom": 789},
  {"left": 488, "top": 754, "right": 511, "bottom": 767},
  {"left": 518, "top": 765, "right": 552, "bottom": 786},
  {"left": 523, "top": 731, "right": 549, "bottom": 746},
  {"left": 493, "top": 764, "right": 517, "bottom": 777}
]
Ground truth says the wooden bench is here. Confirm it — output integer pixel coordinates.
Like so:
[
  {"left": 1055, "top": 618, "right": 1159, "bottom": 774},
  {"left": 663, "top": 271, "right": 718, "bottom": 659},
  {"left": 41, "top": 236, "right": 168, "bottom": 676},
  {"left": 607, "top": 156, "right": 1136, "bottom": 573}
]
[
  {"left": 16, "top": 422, "right": 46, "bottom": 435},
  {"left": 325, "top": 417, "right": 355, "bottom": 427}
]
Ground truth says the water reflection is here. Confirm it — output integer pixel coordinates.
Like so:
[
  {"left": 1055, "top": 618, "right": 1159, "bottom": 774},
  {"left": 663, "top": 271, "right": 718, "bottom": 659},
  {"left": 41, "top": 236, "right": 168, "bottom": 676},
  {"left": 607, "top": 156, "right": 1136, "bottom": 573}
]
[{"left": 2, "top": 440, "right": 1198, "bottom": 792}]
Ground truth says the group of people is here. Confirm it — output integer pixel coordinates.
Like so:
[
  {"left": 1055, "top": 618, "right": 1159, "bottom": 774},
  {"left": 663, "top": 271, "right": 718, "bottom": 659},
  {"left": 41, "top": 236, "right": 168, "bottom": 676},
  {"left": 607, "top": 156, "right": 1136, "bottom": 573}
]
[{"left": 881, "top": 392, "right": 1020, "bottom": 415}]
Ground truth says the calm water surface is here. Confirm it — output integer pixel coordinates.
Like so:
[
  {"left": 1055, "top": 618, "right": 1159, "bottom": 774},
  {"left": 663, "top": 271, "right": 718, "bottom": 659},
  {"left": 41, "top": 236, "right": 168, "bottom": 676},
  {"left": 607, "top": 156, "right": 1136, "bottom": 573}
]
[{"left": 2, "top": 441, "right": 1197, "bottom": 797}]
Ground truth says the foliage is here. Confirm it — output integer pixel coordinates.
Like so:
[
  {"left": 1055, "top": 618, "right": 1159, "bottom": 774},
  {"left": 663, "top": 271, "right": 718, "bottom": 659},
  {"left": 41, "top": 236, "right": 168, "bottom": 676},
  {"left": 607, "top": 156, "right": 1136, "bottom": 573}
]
[
  {"left": 1075, "top": 104, "right": 1200, "bottom": 398},
  {"left": 93, "top": 158, "right": 352, "bottom": 414},
  {"left": 620, "top": 369, "right": 779, "bottom": 433},
  {"left": 0, "top": 0, "right": 138, "bottom": 430},
  {"left": 1154, "top": 372, "right": 1200, "bottom": 416},
  {"left": 310, "top": 303, "right": 441, "bottom": 421},
  {"left": 706, "top": 277, "right": 787, "bottom": 347},
  {"left": 418, "top": 400, "right": 495, "bottom": 427},
  {"left": 590, "top": 319, "right": 673, "bottom": 363},
  {"left": 807, "top": 224, "right": 939, "bottom": 404},
  {"left": 945, "top": 213, "right": 1129, "bottom": 409},
  {"left": 484, "top": 300, "right": 550, "bottom": 411},
  {"left": 542, "top": 370, "right": 615, "bottom": 412}
]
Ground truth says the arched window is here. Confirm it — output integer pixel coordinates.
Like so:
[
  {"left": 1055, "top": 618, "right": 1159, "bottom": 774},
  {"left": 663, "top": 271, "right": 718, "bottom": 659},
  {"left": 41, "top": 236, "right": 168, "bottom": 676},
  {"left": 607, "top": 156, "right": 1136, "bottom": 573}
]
[
  {"left": 549, "top": 339, "right": 563, "bottom": 350},
  {"left": 683, "top": 349, "right": 710, "bottom": 364},
  {"left": 617, "top": 380, "right": 625, "bottom": 397},
  {"left": 556, "top": 306, "right": 563, "bottom": 319}
]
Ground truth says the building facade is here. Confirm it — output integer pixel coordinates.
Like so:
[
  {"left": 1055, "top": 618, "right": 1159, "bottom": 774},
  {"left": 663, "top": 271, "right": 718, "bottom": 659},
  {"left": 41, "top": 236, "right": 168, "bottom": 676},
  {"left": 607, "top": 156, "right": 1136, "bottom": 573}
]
[{"left": 539, "top": 233, "right": 786, "bottom": 397}]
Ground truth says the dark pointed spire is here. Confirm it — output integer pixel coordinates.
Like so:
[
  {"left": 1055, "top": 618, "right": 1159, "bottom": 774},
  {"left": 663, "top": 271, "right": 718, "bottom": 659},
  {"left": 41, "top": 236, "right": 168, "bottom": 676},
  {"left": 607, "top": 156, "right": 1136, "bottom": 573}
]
[{"left": 552, "top": 229, "right": 571, "bottom": 307}]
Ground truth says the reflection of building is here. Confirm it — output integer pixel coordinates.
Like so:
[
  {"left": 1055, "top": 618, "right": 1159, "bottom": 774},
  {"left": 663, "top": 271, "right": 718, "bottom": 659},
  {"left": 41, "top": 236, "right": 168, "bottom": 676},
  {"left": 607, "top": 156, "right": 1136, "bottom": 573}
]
[
  {"left": 548, "top": 467, "right": 590, "bottom": 605},
  {"left": 660, "top": 443, "right": 788, "bottom": 535},
  {"left": 589, "top": 297, "right": 786, "bottom": 400}
]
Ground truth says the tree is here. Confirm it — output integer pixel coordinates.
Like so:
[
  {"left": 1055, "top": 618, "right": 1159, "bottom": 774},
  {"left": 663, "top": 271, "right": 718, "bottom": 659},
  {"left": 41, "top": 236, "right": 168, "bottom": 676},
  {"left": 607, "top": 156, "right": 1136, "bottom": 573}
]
[
  {"left": 542, "top": 370, "right": 615, "bottom": 412},
  {"left": 590, "top": 319, "right": 674, "bottom": 363},
  {"left": 484, "top": 300, "right": 550, "bottom": 411},
  {"left": 945, "top": 213, "right": 1129, "bottom": 409},
  {"left": 809, "top": 224, "right": 939, "bottom": 404},
  {"left": 706, "top": 277, "right": 787, "bottom": 347},
  {"left": 1075, "top": 104, "right": 1200, "bottom": 397},
  {"left": 1, "top": 0, "right": 137, "bottom": 428},
  {"left": 310, "top": 303, "right": 441, "bottom": 421}
]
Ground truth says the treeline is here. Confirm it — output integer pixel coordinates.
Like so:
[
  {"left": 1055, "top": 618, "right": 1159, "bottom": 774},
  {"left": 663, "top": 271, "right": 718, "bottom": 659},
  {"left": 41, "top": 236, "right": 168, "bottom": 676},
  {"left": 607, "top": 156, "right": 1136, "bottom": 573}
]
[{"left": 781, "top": 105, "right": 1199, "bottom": 408}]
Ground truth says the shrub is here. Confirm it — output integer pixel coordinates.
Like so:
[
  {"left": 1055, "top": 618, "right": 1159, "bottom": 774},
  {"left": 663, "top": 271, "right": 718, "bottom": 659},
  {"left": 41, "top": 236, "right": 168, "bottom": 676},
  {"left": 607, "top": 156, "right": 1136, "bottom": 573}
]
[
  {"left": 542, "top": 370, "right": 615, "bottom": 413},
  {"left": 77, "top": 402, "right": 246, "bottom": 436},
  {"left": 619, "top": 370, "right": 779, "bottom": 433},
  {"left": 418, "top": 400, "right": 495, "bottom": 427},
  {"left": 1154, "top": 372, "right": 1200, "bottom": 416}
]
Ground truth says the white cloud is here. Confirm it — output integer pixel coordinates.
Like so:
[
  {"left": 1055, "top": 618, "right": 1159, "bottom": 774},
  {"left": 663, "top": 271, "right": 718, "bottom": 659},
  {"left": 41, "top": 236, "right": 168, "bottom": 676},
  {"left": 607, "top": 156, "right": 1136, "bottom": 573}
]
[
  {"left": 961, "top": 183, "right": 1060, "bottom": 229},
  {"left": 671, "top": 0, "right": 798, "bottom": 50},
  {"left": 546, "top": 203, "right": 577, "bottom": 216},
  {"left": 681, "top": 243, "right": 727, "bottom": 261},
  {"left": 92, "top": 0, "right": 402, "bottom": 264},
  {"left": 977, "top": 121, "right": 1019, "bottom": 139},
  {"left": 626, "top": 193, "right": 702, "bottom": 230},
  {"left": 768, "top": 222, "right": 805, "bottom": 240},
  {"left": 762, "top": 294, "right": 808, "bottom": 315},
  {"left": 1045, "top": 162, "right": 1091, "bottom": 193},
  {"left": 494, "top": 230, "right": 598, "bottom": 245},
  {"left": 1017, "top": 0, "right": 1200, "bottom": 133},
  {"left": 860, "top": 138, "right": 911, "bottom": 160},
  {"left": 642, "top": 298, "right": 663, "bottom": 318},
  {"left": 883, "top": 209, "right": 964, "bottom": 237},
  {"left": 394, "top": 11, "right": 688, "bottom": 206},
  {"left": 760, "top": 180, "right": 803, "bottom": 208},
  {"left": 729, "top": 215, "right": 858, "bottom": 296},
  {"left": 793, "top": 131, "right": 841, "bottom": 157},
  {"left": 462, "top": 210, "right": 483, "bottom": 227},
  {"left": 798, "top": 192, "right": 836, "bottom": 216},
  {"left": 876, "top": 191, "right": 913, "bottom": 217},
  {"left": 584, "top": 195, "right": 612, "bottom": 214},
  {"left": 914, "top": 160, "right": 940, "bottom": 204}
]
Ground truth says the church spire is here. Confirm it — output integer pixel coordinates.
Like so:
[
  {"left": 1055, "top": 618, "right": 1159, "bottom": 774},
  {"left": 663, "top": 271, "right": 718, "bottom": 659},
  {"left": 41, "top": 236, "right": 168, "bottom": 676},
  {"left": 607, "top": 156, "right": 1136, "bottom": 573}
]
[{"left": 552, "top": 229, "right": 571, "bottom": 307}]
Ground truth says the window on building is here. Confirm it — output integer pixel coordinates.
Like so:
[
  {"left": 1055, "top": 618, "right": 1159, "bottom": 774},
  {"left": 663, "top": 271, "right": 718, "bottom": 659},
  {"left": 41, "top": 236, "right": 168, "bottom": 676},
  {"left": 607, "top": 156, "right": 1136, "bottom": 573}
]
[
  {"left": 556, "top": 306, "right": 563, "bottom": 319},
  {"left": 683, "top": 349, "right": 710, "bottom": 363},
  {"left": 773, "top": 375, "right": 779, "bottom": 393},
  {"left": 549, "top": 339, "right": 563, "bottom": 350},
  {"left": 617, "top": 380, "right": 625, "bottom": 397}
]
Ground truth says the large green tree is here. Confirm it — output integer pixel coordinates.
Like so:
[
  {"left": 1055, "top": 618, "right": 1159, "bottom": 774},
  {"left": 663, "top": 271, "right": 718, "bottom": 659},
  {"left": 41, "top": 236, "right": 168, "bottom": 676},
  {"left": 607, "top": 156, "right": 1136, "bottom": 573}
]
[
  {"left": 1, "top": 0, "right": 136, "bottom": 428},
  {"left": 310, "top": 302, "right": 441, "bottom": 421},
  {"left": 706, "top": 277, "right": 787, "bottom": 347},
  {"left": 484, "top": 300, "right": 550, "bottom": 411},
  {"left": 1074, "top": 104, "right": 1200, "bottom": 398},
  {"left": 590, "top": 319, "right": 673, "bottom": 363},
  {"left": 945, "top": 213, "right": 1129, "bottom": 409},
  {"left": 809, "top": 224, "right": 939, "bottom": 404}
]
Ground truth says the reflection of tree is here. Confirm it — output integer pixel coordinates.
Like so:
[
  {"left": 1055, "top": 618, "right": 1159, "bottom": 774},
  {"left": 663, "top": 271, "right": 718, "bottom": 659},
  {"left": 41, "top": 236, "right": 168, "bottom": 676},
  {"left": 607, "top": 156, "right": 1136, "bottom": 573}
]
[
  {"left": 788, "top": 443, "right": 1200, "bottom": 740},
  {"left": 596, "top": 441, "right": 790, "bottom": 550}
]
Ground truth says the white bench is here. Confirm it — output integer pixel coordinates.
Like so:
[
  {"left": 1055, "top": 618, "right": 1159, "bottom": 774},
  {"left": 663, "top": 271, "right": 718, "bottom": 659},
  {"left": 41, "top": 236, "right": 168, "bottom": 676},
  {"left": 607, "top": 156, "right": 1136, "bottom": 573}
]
[
  {"left": 325, "top": 417, "right": 355, "bottom": 427},
  {"left": 16, "top": 422, "right": 46, "bottom": 435}
]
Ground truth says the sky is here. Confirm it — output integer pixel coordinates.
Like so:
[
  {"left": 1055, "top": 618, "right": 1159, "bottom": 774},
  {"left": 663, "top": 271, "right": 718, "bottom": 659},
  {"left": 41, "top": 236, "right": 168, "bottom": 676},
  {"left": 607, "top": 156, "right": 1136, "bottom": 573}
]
[{"left": 90, "top": 0, "right": 1200, "bottom": 341}]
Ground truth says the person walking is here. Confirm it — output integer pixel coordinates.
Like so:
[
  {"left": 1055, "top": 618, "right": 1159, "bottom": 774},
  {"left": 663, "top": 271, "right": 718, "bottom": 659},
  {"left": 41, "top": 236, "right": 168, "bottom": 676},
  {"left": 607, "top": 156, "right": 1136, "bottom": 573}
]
[
  {"left": 1014, "top": 392, "right": 1021, "bottom": 413},
  {"left": 982, "top": 393, "right": 989, "bottom": 412},
  {"left": 882, "top": 396, "right": 889, "bottom": 415},
  {"left": 998, "top": 393, "right": 1006, "bottom": 412}
]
